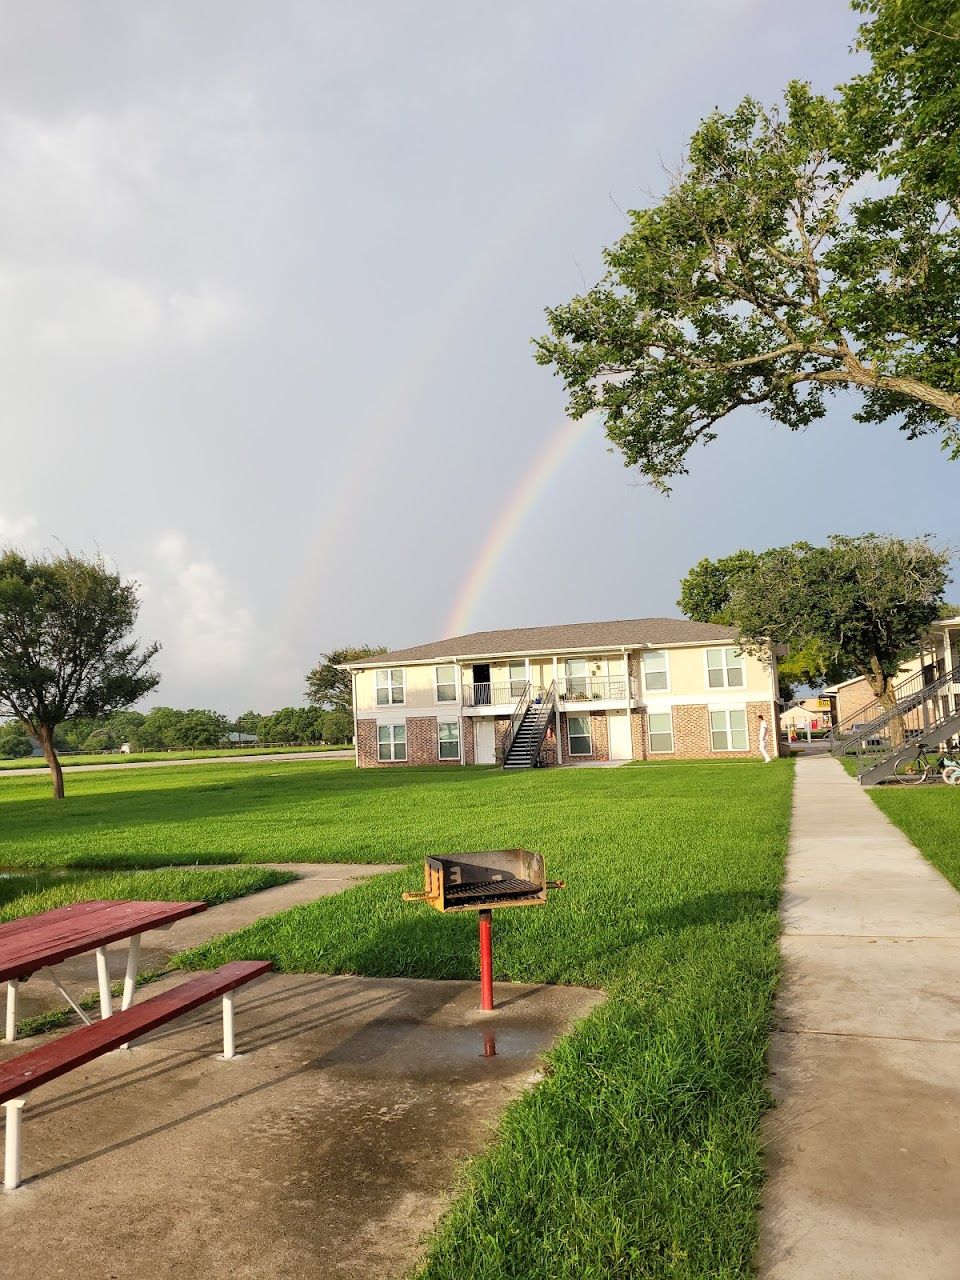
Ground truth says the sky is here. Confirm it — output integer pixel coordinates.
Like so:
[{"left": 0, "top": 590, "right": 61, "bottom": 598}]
[{"left": 0, "top": 2, "right": 957, "bottom": 714}]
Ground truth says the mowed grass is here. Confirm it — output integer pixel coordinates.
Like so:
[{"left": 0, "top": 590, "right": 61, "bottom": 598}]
[
  {"left": 0, "top": 743, "right": 348, "bottom": 771},
  {"left": 869, "top": 784, "right": 960, "bottom": 890},
  {"left": 0, "top": 865, "right": 295, "bottom": 922},
  {"left": 167, "top": 758, "right": 795, "bottom": 1279}
]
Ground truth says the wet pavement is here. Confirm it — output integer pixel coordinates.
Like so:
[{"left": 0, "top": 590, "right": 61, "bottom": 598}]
[{"left": 0, "top": 972, "right": 604, "bottom": 1279}]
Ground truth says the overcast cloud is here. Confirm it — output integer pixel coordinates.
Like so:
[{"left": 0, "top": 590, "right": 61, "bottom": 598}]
[{"left": 1, "top": 2, "right": 956, "bottom": 714}]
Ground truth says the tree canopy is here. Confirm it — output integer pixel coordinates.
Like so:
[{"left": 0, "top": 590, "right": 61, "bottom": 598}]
[
  {"left": 680, "top": 534, "right": 950, "bottom": 709},
  {"left": 535, "top": 2, "right": 960, "bottom": 489},
  {"left": 0, "top": 550, "right": 160, "bottom": 796},
  {"left": 306, "top": 646, "right": 387, "bottom": 714}
]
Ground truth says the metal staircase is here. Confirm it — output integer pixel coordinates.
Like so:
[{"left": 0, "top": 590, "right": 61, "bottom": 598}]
[
  {"left": 502, "top": 681, "right": 558, "bottom": 769},
  {"left": 828, "top": 662, "right": 960, "bottom": 784}
]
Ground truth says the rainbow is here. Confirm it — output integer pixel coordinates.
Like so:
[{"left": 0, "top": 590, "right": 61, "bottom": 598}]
[
  {"left": 275, "top": 2, "right": 760, "bottom": 656},
  {"left": 444, "top": 416, "right": 594, "bottom": 637}
]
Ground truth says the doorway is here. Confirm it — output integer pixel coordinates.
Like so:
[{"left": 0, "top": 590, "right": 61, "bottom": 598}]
[
  {"left": 472, "top": 663, "right": 491, "bottom": 704},
  {"left": 607, "top": 711, "right": 632, "bottom": 761},
  {"left": 475, "top": 719, "right": 496, "bottom": 765}
]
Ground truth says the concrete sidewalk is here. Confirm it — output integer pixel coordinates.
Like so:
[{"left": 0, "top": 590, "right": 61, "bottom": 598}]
[{"left": 758, "top": 755, "right": 960, "bottom": 1279}]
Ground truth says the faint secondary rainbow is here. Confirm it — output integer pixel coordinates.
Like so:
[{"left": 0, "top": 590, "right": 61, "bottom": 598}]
[{"left": 444, "top": 416, "right": 593, "bottom": 638}]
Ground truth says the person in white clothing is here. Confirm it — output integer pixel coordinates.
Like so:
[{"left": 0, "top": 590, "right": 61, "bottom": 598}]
[{"left": 758, "top": 713, "right": 771, "bottom": 763}]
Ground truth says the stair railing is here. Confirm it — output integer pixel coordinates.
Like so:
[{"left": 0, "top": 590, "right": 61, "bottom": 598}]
[
  {"left": 501, "top": 681, "right": 531, "bottom": 763},
  {"left": 827, "top": 663, "right": 960, "bottom": 773}
]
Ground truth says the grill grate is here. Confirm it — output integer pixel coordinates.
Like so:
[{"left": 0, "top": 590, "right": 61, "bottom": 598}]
[{"left": 444, "top": 877, "right": 540, "bottom": 904}]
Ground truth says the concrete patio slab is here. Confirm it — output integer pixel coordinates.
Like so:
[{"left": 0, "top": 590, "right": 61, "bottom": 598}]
[
  {"left": 0, "top": 973, "right": 604, "bottom": 1280},
  {"left": 759, "top": 755, "right": 960, "bottom": 1279}
]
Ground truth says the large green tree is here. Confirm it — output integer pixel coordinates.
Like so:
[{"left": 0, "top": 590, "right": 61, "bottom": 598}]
[
  {"left": 306, "top": 646, "right": 386, "bottom": 715},
  {"left": 678, "top": 548, "right": 850, "bottom": 698},
  {"left": 683, "top": 535, "right": 950, "bottom": 717},
  {"left": 0, "top": 551, "right": 160, "bottom": 797},
  {"left": 536, "top": 21, "right": 960, "bottom": 487}
]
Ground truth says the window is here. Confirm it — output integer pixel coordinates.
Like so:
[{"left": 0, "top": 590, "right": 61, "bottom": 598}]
[
  {"left": 648, "top": 710, "right": 674, "bottom": 753},
  {"left": 377, "top": 723, "right": 406, "bottom": 761},
  {"left": 376, "top": 669, "right": 405, "bottom": 705},
  {"left": 508, "top": 662, "right": 528, "bottom": 698},
  {"left": 438, "top": 720, "right": 460, "bottom": 760},
  {"left": 710, "top": 708, "right": 748, "bottom": 751},
  {"left": 568, "top": 714, "right": 592, "bottom": 755},
  {"left": 706, "top": 647, "right": 744, "bottom": 689},
  {"left": 565, "top": 658, "right": 589, "bottom": 697},
  {"left": 435, "top": 664, "right": 457, "bottom": 702},
  {"left": 642, "top": 650, "right": 669, "bottom": 692}
]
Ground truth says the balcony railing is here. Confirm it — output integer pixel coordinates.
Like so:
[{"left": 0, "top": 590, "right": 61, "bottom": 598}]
[{"left": 463, "top": 677, "right": 638, "bottom": 707}]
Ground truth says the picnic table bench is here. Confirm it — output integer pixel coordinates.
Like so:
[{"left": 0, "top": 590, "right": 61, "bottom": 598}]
[{"left": 0, "top": 901, "right": 273, "bottom": 1191}]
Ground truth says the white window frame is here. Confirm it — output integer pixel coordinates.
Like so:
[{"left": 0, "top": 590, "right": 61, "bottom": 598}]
[
  {"left": 435, "top": 664, "right": 458, "bottom": 703},
  {"left": 647, "top": 709, "right": 674, "bottom": 754},
  {"left": 709, "top": 707, "right": 749, "bottom": 752},
  {"left": 642, "top": 650, "right": 670, "bottom": 694},
  {"left": 567, "top": 713, "right": 592, "bottom": 756},
  {"left": 564, "top": 658, "right": 589, "bottom": 698},
  {"left": 705, "top": 647, "right": 745, "bottom": 690},
  {"left": 376, "top": 668, "right": 406, "bottom": 706},
  {"left": 377, "top": 722, "right": 407, "bottom": 761},
  {"left": 437, "top": 718, "right": 461, "bottom": 761},
  {"left": 508, "top": 661, "right": 528, "bottom": 698}
]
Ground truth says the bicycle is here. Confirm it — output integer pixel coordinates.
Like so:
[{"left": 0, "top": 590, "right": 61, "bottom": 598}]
[{"left": 891, "top": 742, "right": 960, "bottom": 783}]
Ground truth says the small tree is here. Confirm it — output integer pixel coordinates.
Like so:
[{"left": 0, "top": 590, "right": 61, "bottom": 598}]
[
  {"left": 683, "top": 535, "right": 950, "bottom": 721},
  {"left": 306, "top": 646, "right": 386, "bottom": 715},
  {"left": 0, "top": 550, "right": 160, "bottom": 797},
  {"left": 0, "top": 722, "right": 33, "bottom": 759}
]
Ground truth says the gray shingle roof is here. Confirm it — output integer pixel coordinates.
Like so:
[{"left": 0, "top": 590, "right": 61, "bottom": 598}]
[{"left": 346, "top": 618, "right": 740, "bottom": 666}]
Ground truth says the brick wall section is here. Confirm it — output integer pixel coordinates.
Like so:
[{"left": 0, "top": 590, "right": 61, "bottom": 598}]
[
  {"left": 562, "top": 710, "right": 609, "bottom": 762},
  {"left": 407, "top": 716, "right": 439, "bottom": 765},
  {"left": 461, "top": 716, "right": 475, "bottom": 765},
  {"left": 356, "top": 718, "right": 378, "bottom": 767},
  {"left": 630, "top": 708, "right": 647, "bottom": 760},
  {"left": 668, "top": 701, "right": 778, "bottom": 759},
  {"left": 356, "top": 715, "right": 466, "bottom": 767}
]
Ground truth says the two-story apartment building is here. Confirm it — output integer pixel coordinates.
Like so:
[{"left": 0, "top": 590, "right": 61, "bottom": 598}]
[{"left": 343, "top": 618, "right": 780, "bottom": 768}]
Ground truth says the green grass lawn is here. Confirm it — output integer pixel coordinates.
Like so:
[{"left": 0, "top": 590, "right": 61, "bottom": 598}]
[
  {"left": 868, "top": 785, "right": 960, "bottom": 891},
  {"left": 0, "top": 743, "right": 349, "bottom": 771},
  {"left": 0, "top": 757, "right": 794, "bottom": 1276},
  {"left": 162, "top": 758, "right": 791, "bottom": 1280},
  {"left": 0, "top": 865, "right": 295, "bottom": 922}
]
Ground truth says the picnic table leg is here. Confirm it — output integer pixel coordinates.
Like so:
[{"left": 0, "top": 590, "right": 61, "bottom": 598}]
[
  {"left": 3, "top": 1099, "right": 25, "bottom": 1191},
  {"left": 221, "top": 992, "right": 235, "bottom": 1060},
  {"left": 95, "top": 947, "right": 112, "bottom": 1020},
  {"left": 4, "top": 980, "right": 17, "bottom": 1043},
  {"left": 121, "top": 934, "right": 141, "bottom": 1012},
  {"left": 119, "top": 933, "right": 141, "bottom": 1051}
]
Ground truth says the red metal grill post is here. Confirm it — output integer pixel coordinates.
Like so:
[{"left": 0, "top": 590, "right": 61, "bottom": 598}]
[{"left": 478, "top": 909, "right": 494, "bottom": 1011}]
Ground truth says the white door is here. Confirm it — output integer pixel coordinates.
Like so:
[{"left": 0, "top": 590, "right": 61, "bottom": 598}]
[
  {"left": 474, "top": 719, "right": 496, "bottom": 765},
  {"left": 607, "top": 711, "right": 632, "bottom": 761}
]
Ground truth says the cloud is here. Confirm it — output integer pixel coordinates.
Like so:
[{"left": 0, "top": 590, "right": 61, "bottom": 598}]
[
  {"left": 0, "top": 514, "right": 38, "bottom": 546},
  {"left": 146, "top": 533, "right": 253, "bottom": 677}
]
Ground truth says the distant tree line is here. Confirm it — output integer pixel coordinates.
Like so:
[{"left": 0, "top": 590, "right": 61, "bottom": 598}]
[{"left": 0, "top": 703, "right": 354, "bottom": 759}]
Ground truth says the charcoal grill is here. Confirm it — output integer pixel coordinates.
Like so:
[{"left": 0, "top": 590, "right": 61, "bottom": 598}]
[{"left": 402, "top": 849, "right": 564, "bottom": 1011}]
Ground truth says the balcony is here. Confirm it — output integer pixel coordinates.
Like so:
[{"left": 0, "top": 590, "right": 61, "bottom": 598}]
[{"left": 463, "top": 678, "right": 638, "bottom": 709}]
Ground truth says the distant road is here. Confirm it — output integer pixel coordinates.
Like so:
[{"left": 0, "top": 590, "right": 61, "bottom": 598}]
[{"left": 0, "top": 749, "right": 354, "bottom": 779}]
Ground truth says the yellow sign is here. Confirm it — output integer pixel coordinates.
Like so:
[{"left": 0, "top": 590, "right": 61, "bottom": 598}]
[{"left": 816, "top": 698, "right": 831, "bottom": 709}]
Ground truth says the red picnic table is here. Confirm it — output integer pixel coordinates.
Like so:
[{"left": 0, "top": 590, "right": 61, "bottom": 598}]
[{"left": 1, "top": 899, "right": 207, "bottom": 1043}]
